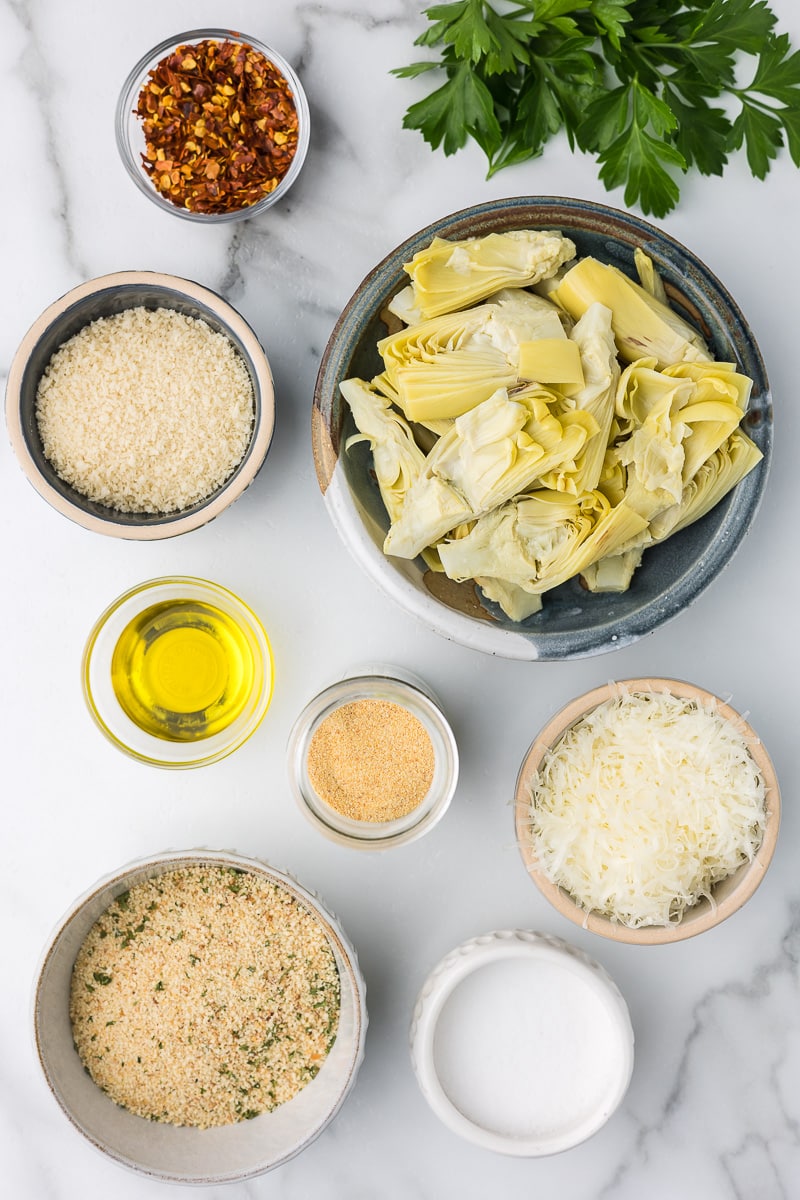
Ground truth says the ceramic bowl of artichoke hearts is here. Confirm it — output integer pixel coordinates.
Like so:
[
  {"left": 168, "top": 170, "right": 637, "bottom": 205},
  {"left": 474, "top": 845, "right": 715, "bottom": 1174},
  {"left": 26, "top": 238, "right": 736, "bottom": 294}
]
[
  {"left": 33, "top": 849, "right": 367, "bottom": 1184},
  {"left": 312, "top": 196, "right": 771, "bottom": 660},
  {"left": 6, "top": 271, "right": 274, "bottom": 539}
]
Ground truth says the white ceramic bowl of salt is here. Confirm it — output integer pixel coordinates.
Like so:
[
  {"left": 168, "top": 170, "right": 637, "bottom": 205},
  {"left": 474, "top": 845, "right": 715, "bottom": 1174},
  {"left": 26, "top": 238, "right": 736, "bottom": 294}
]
[{"left": 409, "top": 930, "right": 634, "bottom": 1156}]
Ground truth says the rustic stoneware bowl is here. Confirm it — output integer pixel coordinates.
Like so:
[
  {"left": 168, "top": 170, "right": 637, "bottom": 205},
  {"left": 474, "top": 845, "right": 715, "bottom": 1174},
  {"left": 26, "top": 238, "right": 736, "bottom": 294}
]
[
  {"left": 33, "top": 849, "right": 367, "bottom": 1184},
  {"left": 313, "top": 196, "right": 772, "bottom": 660},
  {"left": 115, "top": 29, "right": 310, "bottom": 223},
  {"left": 514, "top": 678, "right": 781, "bottom": 945},
  {"left": 5, "top": 271, "right": 275, "bottom": 539}
]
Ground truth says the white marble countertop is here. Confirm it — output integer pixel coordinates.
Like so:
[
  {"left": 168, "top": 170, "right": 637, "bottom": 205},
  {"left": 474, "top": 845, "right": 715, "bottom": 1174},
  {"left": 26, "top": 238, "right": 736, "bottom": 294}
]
[{"left": 2, "top": 1, "right": 799, "bottom": 1196}]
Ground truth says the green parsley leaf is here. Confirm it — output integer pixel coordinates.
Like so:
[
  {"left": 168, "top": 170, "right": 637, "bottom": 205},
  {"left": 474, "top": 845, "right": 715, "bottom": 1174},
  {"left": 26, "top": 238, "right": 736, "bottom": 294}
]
[
  {"left": 588, "top": 1, "right": 634, "bottom": 51},
  {"left": 730, "top": 103, "right": 784, "bottom": 180},
  {"left": 781, "top": 107, "right": 800, "bottom": 168},
  {"left": 664, "top": 85, "right": 731, "bottom": 176},
  {"left": 693, "top": 0, "right": 776, "bottom": 54},
  {"left": 401, "top": 61, "right": 501, "bottom": 157},
  {"left": 595, "top": 81, "right": 686, "bottom": 217},
  {"left": 396, "top": 0, "right": 800, "bottom": 216},
  {"left": 746, "top": 32, "right": 800, "bottom": 108}
]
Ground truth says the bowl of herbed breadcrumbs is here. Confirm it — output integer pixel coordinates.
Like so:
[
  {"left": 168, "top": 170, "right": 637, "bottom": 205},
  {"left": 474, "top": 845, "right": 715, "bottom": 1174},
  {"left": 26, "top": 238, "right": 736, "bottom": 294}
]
[
  {"left": 34, "top": 849, "right": 367, "bottom": 1184},
  {"left": 5, "top": 272, "right": 274, "bottom": 538}
]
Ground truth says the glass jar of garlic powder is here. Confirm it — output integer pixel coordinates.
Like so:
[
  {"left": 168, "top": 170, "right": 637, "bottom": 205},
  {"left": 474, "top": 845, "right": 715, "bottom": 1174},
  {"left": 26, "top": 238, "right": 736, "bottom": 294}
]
[{"left": 288, "top": 668, "right": 458, "bottom": 849}]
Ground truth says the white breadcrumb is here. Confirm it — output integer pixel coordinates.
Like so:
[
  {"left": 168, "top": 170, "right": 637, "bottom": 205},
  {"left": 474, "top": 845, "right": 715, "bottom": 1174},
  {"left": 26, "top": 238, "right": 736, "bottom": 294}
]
[{"left": 36, "top": 307, "right": 254, "bottom": 513}]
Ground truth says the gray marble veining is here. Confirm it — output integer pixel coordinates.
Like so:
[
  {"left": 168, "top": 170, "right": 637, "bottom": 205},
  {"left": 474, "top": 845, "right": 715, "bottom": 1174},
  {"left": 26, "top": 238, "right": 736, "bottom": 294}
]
[{"left": 2, "top": 0, "right": 800, "bottom": 1197}]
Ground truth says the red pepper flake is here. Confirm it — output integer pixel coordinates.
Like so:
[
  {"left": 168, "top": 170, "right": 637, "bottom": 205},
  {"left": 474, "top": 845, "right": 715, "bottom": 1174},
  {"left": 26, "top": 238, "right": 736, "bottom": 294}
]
[{"left": 135, "top": 39, "right": 300, "bottom": 215}]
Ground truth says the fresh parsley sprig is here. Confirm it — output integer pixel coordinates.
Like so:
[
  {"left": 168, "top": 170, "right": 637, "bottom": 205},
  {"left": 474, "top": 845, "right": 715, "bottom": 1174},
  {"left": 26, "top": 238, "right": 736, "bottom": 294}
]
[{"left": 394, "top": 0, "right": 800, "bottom": 217}]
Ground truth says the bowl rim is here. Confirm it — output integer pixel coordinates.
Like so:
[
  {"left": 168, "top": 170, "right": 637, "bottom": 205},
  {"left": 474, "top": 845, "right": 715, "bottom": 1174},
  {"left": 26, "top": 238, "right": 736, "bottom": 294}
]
[
  {"left": 114, "top": 27, "right": 310, "bottom": 223},
  {"left": 32, "top": 847, "right": 368, "bottom": 1184},
  {"left": 513, "top": 676, "right": 781, "bottom": 945},
  {"left": 5, "top": 270, "right": 275, "bottom": 540},
  {"left": 409, "top": 929, "right": 634, "bottom": 1155},
  {"left": 312, "top": 195, "right": 772, "bottom": 661}
]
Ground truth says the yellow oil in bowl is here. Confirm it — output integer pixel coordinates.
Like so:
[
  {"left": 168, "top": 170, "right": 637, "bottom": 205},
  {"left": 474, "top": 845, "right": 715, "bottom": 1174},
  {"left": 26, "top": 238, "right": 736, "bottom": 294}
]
[{"left": 111, "top": 600, "right": 255, "bottom": 742}]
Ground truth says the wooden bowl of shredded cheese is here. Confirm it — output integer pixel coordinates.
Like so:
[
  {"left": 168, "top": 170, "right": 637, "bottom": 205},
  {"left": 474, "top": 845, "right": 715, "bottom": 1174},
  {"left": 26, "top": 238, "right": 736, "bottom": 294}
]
[{"left": 514, "top": 678, "right": 780, "bottom": 944}]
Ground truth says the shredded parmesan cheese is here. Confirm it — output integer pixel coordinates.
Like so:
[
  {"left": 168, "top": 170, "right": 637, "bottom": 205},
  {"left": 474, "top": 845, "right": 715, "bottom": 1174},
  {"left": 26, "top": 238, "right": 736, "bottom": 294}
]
[{"left": 528, "top": 689, "right": 767, "bottom": 927}]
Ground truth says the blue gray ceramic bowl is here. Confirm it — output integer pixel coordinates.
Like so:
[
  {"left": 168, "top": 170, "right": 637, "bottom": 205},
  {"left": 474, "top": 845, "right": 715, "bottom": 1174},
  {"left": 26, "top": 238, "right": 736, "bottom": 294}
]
[
  {"left": 6, "top": 271, "right": 274, "bottom": 539},
  {"left": 312, "top": 197, "right": 771, "bottom": 660}
]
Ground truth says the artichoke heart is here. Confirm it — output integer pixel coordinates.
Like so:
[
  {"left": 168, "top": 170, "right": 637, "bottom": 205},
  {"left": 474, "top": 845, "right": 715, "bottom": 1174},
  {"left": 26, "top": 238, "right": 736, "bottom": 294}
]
[
  {"left": 438, "top": 489, "right": 648, "bottom": 595},
  {"left": 634, "top": 248, "right": 668, "bottom": 303},
  {"left": 403, "top": 230, "right": 577, "bottom": 319},
  {"left": 383, "top": 386, "right": 594, "bottom": 561},
  {"left": 340, "top": 378, "right": 425, "bottom": 523},
  {"left": 518, "top": 339, "right": 585, "bottom": 388},
  {"left": 476, "top": 576, "right": 544, "bottom": 620},
  {"left": 551, "top": 257, "right": 712, "bottom": 368},
  {"left": 581, "top": 547, "right": 645, "bottom": 593},
  {"left": 540, "top": 302, "right": 620, "bottom": 495},
  {"left": 649, "top": 428, "right": 763, "bottom": 541},
  {"left": 663, "top": 361, "right": 750, "bottom": 482},
  {"left": 379, "top": 290, "right": 570, "bottom": 422}
]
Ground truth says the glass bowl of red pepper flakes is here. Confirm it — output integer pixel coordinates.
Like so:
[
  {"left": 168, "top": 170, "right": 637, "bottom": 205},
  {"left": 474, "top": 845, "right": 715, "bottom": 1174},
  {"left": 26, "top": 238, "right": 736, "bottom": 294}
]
[{"left": 115, "top": 29, "right": 310, "bottom": 222}]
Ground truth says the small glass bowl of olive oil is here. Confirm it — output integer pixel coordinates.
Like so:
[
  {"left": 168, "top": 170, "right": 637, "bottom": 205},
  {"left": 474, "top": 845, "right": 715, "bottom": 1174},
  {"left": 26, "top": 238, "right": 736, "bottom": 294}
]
[{"left": 83, "top": 577, "right": 273, "bottom": 767}]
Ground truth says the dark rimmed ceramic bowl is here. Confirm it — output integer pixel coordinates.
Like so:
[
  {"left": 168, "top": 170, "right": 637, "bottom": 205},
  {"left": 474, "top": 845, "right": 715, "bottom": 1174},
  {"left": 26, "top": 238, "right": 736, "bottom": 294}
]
[
  {"left": 312, "top": 197, "right": 772, "bottom": 660},
  {"left": 6, "top": 271, "right": 275, "bottom": 539},
  {"left": 33, "top": 849, "right": 367, "bottom": 1184}
]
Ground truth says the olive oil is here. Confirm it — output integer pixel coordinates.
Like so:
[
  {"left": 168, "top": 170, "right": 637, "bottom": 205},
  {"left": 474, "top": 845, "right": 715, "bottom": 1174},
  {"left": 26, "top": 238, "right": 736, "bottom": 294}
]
[{"left": 111, "top": 600, "right": 255, "bottom": 742}]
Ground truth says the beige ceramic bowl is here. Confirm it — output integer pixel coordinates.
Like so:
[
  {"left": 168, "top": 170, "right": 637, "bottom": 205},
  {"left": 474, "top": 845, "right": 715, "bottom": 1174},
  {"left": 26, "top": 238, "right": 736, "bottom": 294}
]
[
  {"left": 33, "top": 849, "right": 367, "bottom": 1184},
  {"left": 5, "top": 272, "right": 274, "bottom": 539},
  {"left": 514, "top": 678, "right": 780, "bottom": 945}
]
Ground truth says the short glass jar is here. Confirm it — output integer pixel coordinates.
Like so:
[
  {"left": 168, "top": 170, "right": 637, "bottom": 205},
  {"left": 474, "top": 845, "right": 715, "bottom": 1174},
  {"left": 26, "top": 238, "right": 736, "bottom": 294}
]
[
  {"left": 83, "top": 577, "right": 273, "bottom": 768},
  {"left": 288, "top": 668, "right": 458, "bottom": 850}
]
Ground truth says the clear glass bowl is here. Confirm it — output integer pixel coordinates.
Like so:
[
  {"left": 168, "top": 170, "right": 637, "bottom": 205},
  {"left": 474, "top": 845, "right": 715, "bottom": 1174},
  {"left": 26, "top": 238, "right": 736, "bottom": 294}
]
[
  {"left": 115, "top": 28, "right": 310, "bottom": 222},
  {"left": 83, "top": 577, "right": 274, "bottom": 768},
  {"left": 288, "top": 668, "right": 459, "bottom": 850}
]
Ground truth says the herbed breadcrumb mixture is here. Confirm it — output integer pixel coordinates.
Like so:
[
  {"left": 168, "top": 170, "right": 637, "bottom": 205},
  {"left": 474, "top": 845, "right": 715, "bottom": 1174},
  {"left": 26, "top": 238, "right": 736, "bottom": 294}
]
[
  {"left": 307, "top": 698, "right": 435, "bottom": 822},
  {"left": 69, "top": 866, "right": 340, "bottom": 1128},
  {"left": 35, "top": 306, "right": 254, "bottom": 514}
]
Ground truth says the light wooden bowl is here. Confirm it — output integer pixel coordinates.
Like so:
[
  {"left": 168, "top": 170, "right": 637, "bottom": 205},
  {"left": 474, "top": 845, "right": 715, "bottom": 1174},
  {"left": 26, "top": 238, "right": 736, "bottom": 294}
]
[{"left": 514, "top": 678, "right": 781, "bottom": 945}]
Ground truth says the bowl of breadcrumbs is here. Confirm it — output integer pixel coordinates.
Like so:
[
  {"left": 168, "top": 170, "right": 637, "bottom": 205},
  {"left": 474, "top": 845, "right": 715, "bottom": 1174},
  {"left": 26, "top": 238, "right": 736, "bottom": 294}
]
[
  {"left": 6, "top": 272, "right": 274, "bottom": 539},
  {"left": 33, "top": 849, "right": 367, "bottom": 1183}
]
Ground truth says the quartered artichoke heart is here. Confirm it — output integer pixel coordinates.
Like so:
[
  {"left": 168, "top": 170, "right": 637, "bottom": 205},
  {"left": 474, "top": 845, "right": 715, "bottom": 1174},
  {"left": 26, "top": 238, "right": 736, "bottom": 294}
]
[
  {"left": 396, "top": 229, "right": 577, "bottom": 320},
  {"left": 379, "top": 290, "right": 571, "bottom": 422}
]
